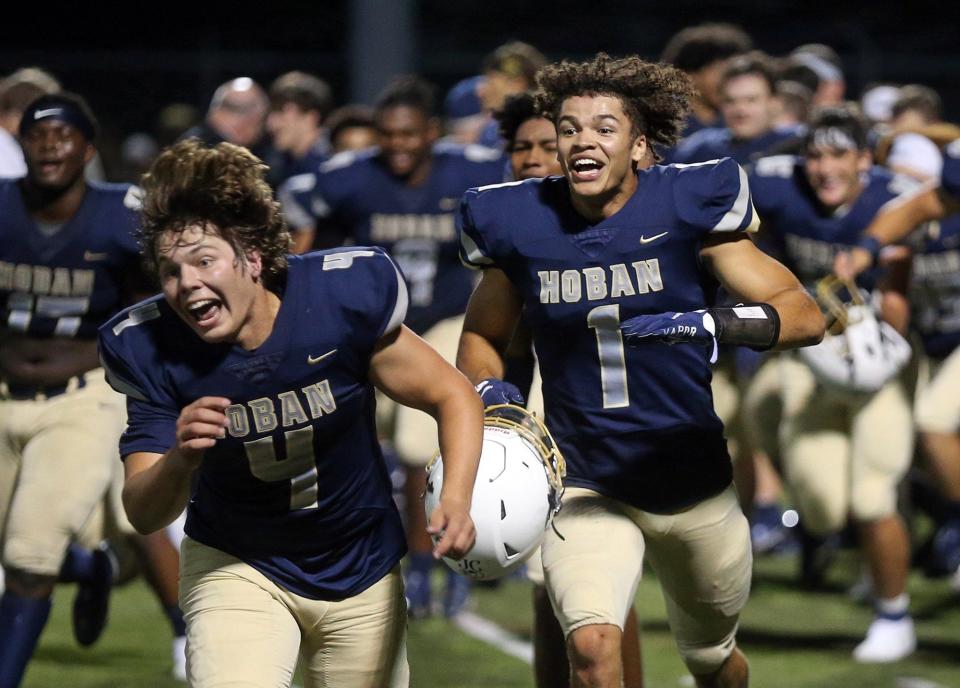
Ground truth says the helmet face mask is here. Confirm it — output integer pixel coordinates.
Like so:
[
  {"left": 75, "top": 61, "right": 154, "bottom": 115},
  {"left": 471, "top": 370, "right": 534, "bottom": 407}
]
[
  {"left": 799, "top": 276, "right": 912, "bottom": 393},
  {"left": 424, "top": 405, "right": 566, "bottom": 581}
]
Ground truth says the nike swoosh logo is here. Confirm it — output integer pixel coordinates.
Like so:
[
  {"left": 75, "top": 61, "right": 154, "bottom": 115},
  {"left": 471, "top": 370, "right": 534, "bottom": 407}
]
[
  {"left": 307, "top": 349, "right": 337, "bottom": 365},
  {"left": 35, "top": 108, "right": 63, "bottom": 119},
  {"left": 639, "top": 231, "right": 669, "bottom": 244},
  {"left": 83, "top": 250, "right": 109, "bottom": 261}
]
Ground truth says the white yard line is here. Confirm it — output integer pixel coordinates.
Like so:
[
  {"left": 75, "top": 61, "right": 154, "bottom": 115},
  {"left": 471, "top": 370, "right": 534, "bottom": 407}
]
[{"left": 453, "top": 611, "right": 534, "bottom": 665}]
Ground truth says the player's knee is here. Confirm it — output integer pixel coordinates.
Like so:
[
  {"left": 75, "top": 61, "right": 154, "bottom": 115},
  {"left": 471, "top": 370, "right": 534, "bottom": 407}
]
[
  {"left": 4, "top": 566, "right": 56, "bottom": 598},
  {"left": 567, "top": 623, "right": 620, "bottom": 671},
  {"left": 850, "top": 481, "right": 896, "bottom": 523},
  {"left": 680, "top": 633, "right": 738, "bottom": 678},
  {"left": 795, "top": 495, "right": 846, "bottom": 536}
]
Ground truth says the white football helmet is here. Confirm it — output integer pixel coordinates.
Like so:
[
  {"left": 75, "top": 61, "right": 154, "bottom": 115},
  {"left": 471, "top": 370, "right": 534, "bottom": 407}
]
[
  {"left": 798, "top": 276, "right": 912, "bottom": 393},
  {"left": 424, "top": 404, "right": 565, "bottom": 581}
]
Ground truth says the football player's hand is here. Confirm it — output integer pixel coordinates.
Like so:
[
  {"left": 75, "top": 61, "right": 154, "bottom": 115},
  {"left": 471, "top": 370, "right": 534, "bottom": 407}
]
[
  {"left": 174, "top": 397, "right": 231, "bottom": 468},
  {"left": 833, "top": 247, "right": 873, "bottom": 281},
  {"left": 620, "top": 310, "right": 718, "bottom": 363},
  {"left": 427, "top": 497, "right": 476, "bottom": 560},
  {"left": 475, "top": 378, "right": 525, "bottom": 408}
]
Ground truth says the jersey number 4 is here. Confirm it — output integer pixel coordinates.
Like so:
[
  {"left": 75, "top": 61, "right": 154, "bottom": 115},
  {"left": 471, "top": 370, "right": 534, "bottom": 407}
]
[{"left": 244, "top": 427, "right": 319, "bottom": 510}]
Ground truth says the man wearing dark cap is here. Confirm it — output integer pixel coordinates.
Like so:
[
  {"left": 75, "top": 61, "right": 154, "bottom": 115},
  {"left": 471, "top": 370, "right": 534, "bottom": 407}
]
[{"left": 0, "top": 93, "right": 148, "bottom": 687}]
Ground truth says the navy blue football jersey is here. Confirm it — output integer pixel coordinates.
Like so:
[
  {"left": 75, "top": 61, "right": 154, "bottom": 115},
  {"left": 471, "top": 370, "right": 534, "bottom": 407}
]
[
  {"left": 907, "top": 214, "right": 960, "bottom": 358},
  {"left": 943, "top": 139, "right": 960, "bottom": 197},
  {"left": 672, "top": 126, "right": 803, "bottom": 167},
  {"left": 749, "top": 155, "right": 915, "bottom": 290},
  {"left": 0, "top": 180, "right": 141, "bottom": 339},
  {"left": 460, "top": 158, "right": 759, "bottom": 513},
  {"left": 98, "top": 248, "right": 409, "bottom": 600},
  {"left": 279, "top": 142, "right": 506, "bottom": 334}
]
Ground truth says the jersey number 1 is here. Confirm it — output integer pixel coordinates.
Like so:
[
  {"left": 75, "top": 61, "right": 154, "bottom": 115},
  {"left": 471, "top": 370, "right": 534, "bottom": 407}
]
[{"left": 587, "top": 304, "right": 629, "bottom": 408}]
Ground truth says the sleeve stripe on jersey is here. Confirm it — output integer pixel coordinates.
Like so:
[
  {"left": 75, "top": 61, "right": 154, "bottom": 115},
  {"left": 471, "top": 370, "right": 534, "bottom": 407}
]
[
  {"left": 712, "top": 163, "right": 758, "bottom": 233},
  {"left": 99, "top": 354, "right": 149, "bottom": 402},
  {"left": 385, "top": 259, "right": 409, "bottom": 334},
  {"left": 112, "top": 301, "right": 161, "bottom": 335},
  {"left": 460, "top": 229, "right": 493, "bottom": 268}
]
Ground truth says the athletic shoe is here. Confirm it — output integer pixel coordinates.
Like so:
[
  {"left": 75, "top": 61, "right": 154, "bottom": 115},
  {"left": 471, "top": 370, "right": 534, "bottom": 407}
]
[
  {"left": 172, "top": 635, "right": 187, "bottom": 681},
  {"left": 73, "top": 542, "right": 118, "bottom": 646},
  {"left": 405, "top": 569, "right": 432, "bottom": 620},
  {"left": 442, "top": 571, "right": 472, "bottom": 618},
  {"left": 929, "top": 519, "right": 960, "bottom": 577},
  {"left": 799, "top": 530, "right": 840, "bottom": 589},
  {"left": 852, "top": 616, "right": 916, "bottom": 663},
  {"left": 750, "top": 504, "right": 788, "bottom": 554}
]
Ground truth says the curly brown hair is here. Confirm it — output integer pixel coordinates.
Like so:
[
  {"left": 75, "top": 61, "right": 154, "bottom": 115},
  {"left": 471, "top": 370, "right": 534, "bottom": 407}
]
[
  {"left": 534, "top": 53, "right": 694, "bottom": 159},
  {"left": 139, "top": 139, "right": 290, "bottom": 290}
]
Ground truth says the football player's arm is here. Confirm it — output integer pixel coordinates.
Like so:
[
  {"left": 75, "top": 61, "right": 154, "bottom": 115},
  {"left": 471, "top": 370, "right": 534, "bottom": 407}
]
[
  {"left": 121, "top": 396, "right": 231, "bottom": 534},
  {"left": 369, "top": 325, "right": 482, "bottom": 560},
  {"left": 456, "top": 267, "right": 524, "bottom": 384},
  {"left": 835, "top": 181, "right": 960, "bottom": 279},
  {"left": 700, "top": 232, "right": 825, "bottom": 349},
  {"left": 877, "top": 253, "right": 912, "bottom": 335}
]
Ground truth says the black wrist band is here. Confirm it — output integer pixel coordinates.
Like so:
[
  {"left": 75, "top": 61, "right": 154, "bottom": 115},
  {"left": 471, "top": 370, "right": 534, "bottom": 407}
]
[{"left": 708, "top": 303, "right": 780, "bottom": 351}]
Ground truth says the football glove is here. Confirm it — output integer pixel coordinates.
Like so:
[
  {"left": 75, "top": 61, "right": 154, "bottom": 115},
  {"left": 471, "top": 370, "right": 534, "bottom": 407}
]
[
  {"left": 475, "top": 378, "right": 525, "bottom": 408},
  {"left": 620, "top": 310, "right": 718, "bottom": 363}
]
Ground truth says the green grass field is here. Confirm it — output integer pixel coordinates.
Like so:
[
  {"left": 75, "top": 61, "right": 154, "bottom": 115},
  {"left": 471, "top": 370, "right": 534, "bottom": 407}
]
[{"left": 18, "top": 547, "right": 960, "bottom": 688}]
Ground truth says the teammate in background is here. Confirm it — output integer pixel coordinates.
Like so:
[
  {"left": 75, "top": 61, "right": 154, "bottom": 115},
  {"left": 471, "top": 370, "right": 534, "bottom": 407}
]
[
  {"left": 0, "top": 93, "right": 159, "bottom": 687},
  {"left": 279, "top": 75, "right": 504, "bottom": 618},
  {"left": 98, "top": 139, "right": 481, "bottom": 687},
  {"left": 325, "top": 105, "right": 377, "bottom": 154},
  {"left": 789, "top": 44, "right": 845, "bottom": 107},
  {"left": 750, "top": 105, "right": 917, "bottom": 662},
  {"left": 836, "top": 136, "right": 960, "bottom": 585},
  {"left": 659, "top": 23, "right": 753, "bottom": 141},
  {"left": 876, "top": 86, "right": 946, "bottom": 182},
  {"left": 673, "top": 52, "right": 802, "bottom": 166},
  {"left": 443, "top": 76, "right": 488, "bottom": 145},
  {"left": 495, "top": 91, "right": 644, "bottom": 688},
  {"left": 267, "top": 71, "right": 334, "bottom": 183},
  {"left": 0, "top": 68, "right": 60, "bottom": 178},
  {"left": 475, "top": 41, "right": 548, "bottom": 148},
  {"left": 458, "top": 53, "right": 823, "bottom": 688}
]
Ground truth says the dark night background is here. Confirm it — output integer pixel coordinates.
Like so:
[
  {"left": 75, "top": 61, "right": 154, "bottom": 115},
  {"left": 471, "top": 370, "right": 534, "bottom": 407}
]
[{"left": 2, "top": 1, "right": 956, "bottom": 178}]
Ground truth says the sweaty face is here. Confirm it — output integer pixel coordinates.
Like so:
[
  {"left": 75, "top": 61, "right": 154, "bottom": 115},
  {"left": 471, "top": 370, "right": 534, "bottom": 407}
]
[
  {"left": 157, "top": 225, "right": 266, "bottom": 347},
  {"left": 509, "top": 117, "right": 560, "bottom": 180},
  {"left": 21, "top": 120, "right": 93, "bottom": 191},
  {"left": 721, "top": 74, "right": 774, "bottom": 141},
  {"left": 557, "top": 95, "right": 645, "bottom": 212},
  {"left": 376, "top": 105, "right": 436, "bottom": 179},
  {"left": 804, "top": 146, "right": 869, "bottom": 211}
]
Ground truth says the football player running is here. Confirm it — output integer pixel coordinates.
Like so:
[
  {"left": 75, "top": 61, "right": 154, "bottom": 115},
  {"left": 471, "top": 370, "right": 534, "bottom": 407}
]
[
  {"left": 0, "top": 93, "right": 181, "bottom": 687},
  {"left": 98, "top": 140, "right": 482, "bottom": 688},
  {"left": 457, "top": 53, "right": 823, "bottom": 688},
  {"left": 279, "top": 75, "right": 504, "bottom": 619},
  {"left": 493, "top": 91, "right": 645, "bottom": 688},
  {"left": 835, "top": 135, "right": 960, "bottom": 587},
  {"left": 749, "top": 105, "right": 918, "bottom": 661}
]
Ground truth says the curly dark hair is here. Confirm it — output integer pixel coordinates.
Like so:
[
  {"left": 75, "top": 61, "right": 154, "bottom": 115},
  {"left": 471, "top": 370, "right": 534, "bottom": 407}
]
[
  {"left": 534, "top": 53, "right": 694, "bottom": 159},
  {"left": 494, "top": 91, "right": 542, "bottom": 145},
  {"left": 139, "top": 139, "right": 290, "bottom": 290}
]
